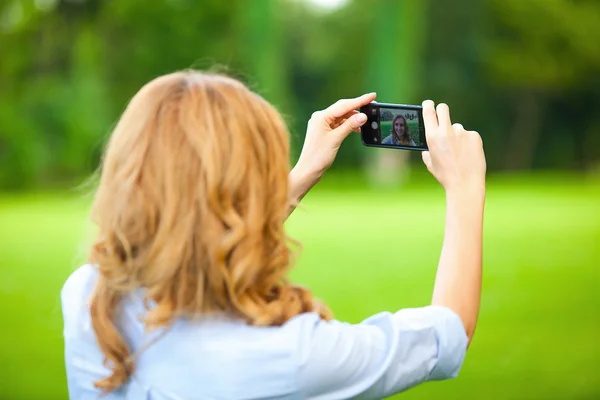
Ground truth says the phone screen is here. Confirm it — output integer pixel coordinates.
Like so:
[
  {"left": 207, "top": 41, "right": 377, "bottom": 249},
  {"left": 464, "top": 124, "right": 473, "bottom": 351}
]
[{"left": 360, "top": 102, "right": 427, "bottom": 150}]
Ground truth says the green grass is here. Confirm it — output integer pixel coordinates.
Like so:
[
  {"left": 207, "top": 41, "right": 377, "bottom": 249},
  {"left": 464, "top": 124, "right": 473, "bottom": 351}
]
[{"left": 1, "top": 173, "right": 599, "bottom": 399}]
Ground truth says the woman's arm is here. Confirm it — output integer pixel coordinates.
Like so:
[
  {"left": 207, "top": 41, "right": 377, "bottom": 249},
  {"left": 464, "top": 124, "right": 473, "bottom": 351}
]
[
  {"left": 432, "top": 187, "right": 485, "bottom": 343},
  {"left": 294, "top": 100, "right": 484, "bottom": 399},
  {"left": 286, "top": 167, "right": 321, "bottom": 219},
  {"left": 420, "top": 100, "right": 486, "bottom": 344},
  {"left": 285, "top": 93, "right": 377, "bottom": 219}
]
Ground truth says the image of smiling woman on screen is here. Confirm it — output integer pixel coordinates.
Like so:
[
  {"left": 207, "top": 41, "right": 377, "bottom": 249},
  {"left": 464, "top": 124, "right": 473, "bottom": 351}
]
[{"left": 382, "top": 114, "right": 416, "bottom": 146}]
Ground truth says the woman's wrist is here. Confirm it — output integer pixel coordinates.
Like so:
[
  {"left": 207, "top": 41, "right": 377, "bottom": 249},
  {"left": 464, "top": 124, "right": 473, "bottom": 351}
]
[
  {"left": 445, "top": 181, "right": 485, "bottom": 199},
  {"left": 288, "top": 164, "right": 322, "bottom": 205},
  {"left": 445, "top": 184, "right": 486, "bottom": 211}
]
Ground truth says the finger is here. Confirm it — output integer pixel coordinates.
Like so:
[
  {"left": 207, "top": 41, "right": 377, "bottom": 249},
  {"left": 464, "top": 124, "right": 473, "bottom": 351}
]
[
  {"left": 337, "top": 115, "right": 363, "bottom": 133},
  {"left": 325, "top": 93, "right": 377, "bottom": 121},
  {"left": 422, "top": 100, "right": 438, "bottom": 134},
  {"left": 436, "top": 103, "right": 452, "bottom": 128},
  {"left": 332, "top": 118, "right": 360, "bottom": 132},
  {"left": 347, "top": 112, "right": 364, "bottom": 132},
  {"left": 452, "top": 123, "right": 464, "bottom": 133},
  {"left": 421, "top": 151, "right": 433, "bottom": 172},
  {"left": 333, "top": 112, "right": 368, "bottom": 140},
  {"left": 334, "top": 110, "right": 359, "bottom": 124},
  {"left": 332, "top": 111, "right": 360, "bottom": 129}
]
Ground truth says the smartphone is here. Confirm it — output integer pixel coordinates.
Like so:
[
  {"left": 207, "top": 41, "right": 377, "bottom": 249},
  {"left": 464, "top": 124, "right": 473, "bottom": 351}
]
[{"left": 360, "top": 102, "right": 427, "bottom": 151}]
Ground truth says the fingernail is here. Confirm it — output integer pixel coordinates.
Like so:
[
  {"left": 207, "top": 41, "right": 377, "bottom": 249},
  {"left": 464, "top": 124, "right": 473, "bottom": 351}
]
[{"left": 356, "top": 113, "right": 367, "bottom": 124}]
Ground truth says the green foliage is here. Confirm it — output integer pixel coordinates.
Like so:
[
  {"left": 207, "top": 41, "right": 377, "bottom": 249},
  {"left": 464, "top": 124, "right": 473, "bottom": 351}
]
[
  {"left": 486, "top": 0, "right": 600, "bottom": 89},
  {"left": 0, "top": 0, "right": 599, "bottom": 187},
  {"left": 0, "top": 174, "right": 598, "bottom": 399}
]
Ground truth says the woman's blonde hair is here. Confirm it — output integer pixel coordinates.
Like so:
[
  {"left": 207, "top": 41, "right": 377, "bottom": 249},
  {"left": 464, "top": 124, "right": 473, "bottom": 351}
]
[{"left": 88, "top": 71, "right": 331, "bottom": 393}]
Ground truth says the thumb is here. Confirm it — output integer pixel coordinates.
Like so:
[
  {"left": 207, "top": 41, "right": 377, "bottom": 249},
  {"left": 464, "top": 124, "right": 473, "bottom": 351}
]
[
  {"left": 333, "top": 113, "right": 367, "bottom": 139},
  {"left": 421, "top": 151, "right": 433, "bottom": 172}
]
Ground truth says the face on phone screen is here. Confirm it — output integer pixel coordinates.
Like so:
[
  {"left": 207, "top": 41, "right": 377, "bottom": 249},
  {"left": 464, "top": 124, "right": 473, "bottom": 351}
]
[{"left": 361, "top": 103, "right": 427, "bottom": 150}]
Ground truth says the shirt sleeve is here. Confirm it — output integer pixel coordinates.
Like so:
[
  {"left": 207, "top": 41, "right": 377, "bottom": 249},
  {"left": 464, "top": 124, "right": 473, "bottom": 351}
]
[{"left": 294, "top": 306, "right": 468, "bottom": 400}]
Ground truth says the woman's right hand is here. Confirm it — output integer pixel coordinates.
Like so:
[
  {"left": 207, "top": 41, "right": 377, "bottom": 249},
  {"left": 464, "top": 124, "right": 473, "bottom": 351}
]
[{"left": 421, "top": 100, "right": 486, "bottom": 194}]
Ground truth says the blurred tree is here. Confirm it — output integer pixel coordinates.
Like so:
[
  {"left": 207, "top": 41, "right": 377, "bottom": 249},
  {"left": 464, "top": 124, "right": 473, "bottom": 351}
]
[
  {"left": 0, "top": 0, "right": 244, "bottom": 188},
  {"left": 1, "top": 0, "right": 599, "bottom": 190},
  {"left": 485, "top": 0, "right": 600, "bottom": 170},
  {"left": 237, "top": 0, "right": 289, "bottom": 112},
  {"left": 381, "top": 110, "right": 393, "bottom": 121},
  {"left": 364, "top": 0, "right": 427, "bottom": 188},
  {"left": 282, "top": 0, "right": 372, "bottom": 162}
]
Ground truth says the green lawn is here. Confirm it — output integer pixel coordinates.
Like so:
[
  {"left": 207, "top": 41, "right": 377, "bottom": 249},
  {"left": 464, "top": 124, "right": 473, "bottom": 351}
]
[{"left": 1, "top": 172, "right": 599, "bottom": 399}]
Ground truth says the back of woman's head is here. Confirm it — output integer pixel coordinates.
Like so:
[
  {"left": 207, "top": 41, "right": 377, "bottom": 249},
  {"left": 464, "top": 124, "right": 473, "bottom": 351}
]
[{"left": 89, "top": 71, "right": 330, "bottom": 392}]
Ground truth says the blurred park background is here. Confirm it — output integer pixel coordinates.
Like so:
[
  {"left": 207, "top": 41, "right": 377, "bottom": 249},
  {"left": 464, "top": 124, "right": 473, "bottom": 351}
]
[{"left": 0, "top": 0, "right": 599, "bottom": 399}]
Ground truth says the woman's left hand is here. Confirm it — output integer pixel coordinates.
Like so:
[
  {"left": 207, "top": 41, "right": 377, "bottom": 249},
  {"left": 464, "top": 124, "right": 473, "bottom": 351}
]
[
  {"left": 294, "top": 93, "right": 377, "bottom": 179},
  {"left": 287, "top": 93, "right": 376, "bottom": 217}
]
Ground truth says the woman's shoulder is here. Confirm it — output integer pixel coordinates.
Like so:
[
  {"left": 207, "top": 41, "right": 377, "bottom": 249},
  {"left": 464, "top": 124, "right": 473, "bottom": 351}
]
[
  {"left": 61, "top": 265, "right": 98, "bottom": 336},
  {"left": 61, "top": 264, "right": 98, "bottom": 303}
]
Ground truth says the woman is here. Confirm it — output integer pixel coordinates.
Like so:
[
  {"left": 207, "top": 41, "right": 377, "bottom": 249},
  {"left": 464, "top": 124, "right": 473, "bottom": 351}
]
[
  {"left": 381, "top": 114, "right": 416, "bottom": 146},
  {"left": 62, "top": 70, "right": 486, "bottom": 399}
]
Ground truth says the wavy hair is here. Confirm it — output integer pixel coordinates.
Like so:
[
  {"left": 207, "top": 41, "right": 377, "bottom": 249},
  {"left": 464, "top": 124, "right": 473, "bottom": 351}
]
[
  {"left": 88, "top": 71, "right": 331, "bottom": 393},
  {"left": 390, "top": 114, "right": 412, "bottom": 145}
]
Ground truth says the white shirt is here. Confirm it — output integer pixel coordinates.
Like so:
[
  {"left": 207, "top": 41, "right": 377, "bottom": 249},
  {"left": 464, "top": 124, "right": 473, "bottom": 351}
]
[{"left": 62, "top": 265, "right": 468, "bottom": 399}]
